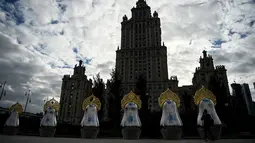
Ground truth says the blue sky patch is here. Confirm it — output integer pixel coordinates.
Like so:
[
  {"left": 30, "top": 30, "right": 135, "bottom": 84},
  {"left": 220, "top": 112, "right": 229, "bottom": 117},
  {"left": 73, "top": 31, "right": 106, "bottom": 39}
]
[
  {"left": 51, "top": 20, "right": 59, "bottom": 24},
  {"left": 75, "top": 56, "right": 92, "bottom": 65},
  {"left": 3, "top": 0, "right": 19, "bottom": 4},
  {"left": 240, "top": 33, "right": 248, "bottom": 39},
  {"left": 73, "top": 47, "right": 78, "bottom": 54},
  {"left": 0, "top": 1, "right": 25, "bottom": 25},
  {"left": 83, "top": 57, "right": 92, "bottom": 65},
  {"left": 210, "top": 39, "right": 226, "bottom": 48}
]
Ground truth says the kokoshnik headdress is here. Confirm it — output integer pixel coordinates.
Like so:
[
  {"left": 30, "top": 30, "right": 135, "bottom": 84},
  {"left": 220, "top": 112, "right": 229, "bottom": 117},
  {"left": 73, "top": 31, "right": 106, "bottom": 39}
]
[
  {"left": 44, "top": 98, "right": 60, "bottom": 112},
  {"left": 158, "top": 88, "right": 180, "bottom": 108},
  {"left": 9, "top": 102, "right": 23, "bottom": 114},
  {"left": 194, "top": 86, "right": 216, "bottom": 106},
  {"left": 82, "top": 94, "right": 101, "bottom": 111},
  {"left": 121, "top": 91, "right": 141, "bottom": 110}
]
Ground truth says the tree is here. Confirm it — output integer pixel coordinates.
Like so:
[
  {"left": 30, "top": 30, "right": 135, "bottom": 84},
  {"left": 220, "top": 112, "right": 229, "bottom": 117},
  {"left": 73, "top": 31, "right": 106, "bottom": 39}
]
[
  {"left": 92, "top": 73, "right": 105, "bottom": 121},
  {"left": 107, "top": 69, "right": 123, "bottom": 129},
  {"left": 134, "top": 73, "right": 152, "bottom": 137}
]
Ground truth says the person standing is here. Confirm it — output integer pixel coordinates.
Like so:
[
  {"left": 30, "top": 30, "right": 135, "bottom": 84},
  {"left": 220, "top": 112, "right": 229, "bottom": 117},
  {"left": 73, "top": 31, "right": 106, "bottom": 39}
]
[{"left": 201, "top": 109, "right": 214, "bottom": 141}]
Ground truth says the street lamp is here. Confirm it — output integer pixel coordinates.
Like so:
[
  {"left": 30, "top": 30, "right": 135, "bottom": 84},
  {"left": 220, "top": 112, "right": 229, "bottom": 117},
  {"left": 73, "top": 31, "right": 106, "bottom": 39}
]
[
  {"left": 24, "top": 90, "right": 32, "bottom": 114},
  {"left": 0, "top": 81, "right": 7, "bottom": 100}
]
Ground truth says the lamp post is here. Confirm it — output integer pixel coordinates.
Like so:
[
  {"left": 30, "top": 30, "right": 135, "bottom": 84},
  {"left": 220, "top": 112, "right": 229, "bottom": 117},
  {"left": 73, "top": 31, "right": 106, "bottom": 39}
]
[
  {"left": 24, "top": 90, "right": 31, "bottom": 115},
  {"left": 0, "top": 81, "right": 7, "bottom": 100}
]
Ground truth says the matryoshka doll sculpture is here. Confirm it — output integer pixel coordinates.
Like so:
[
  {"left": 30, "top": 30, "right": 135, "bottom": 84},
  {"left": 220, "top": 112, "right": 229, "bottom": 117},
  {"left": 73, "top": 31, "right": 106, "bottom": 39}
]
[
  {"left": 121, "top": 91, "right": 142, "bottom": 139},
  {"left": 80, "top": 95, "right": 101, "bottom": 139},
  {"left": 3, "top": 102, "right": 23, "bottom": 135},
  {"left": 40, "top": 98, "right": 59, "bottom": 137},
  {"left": 194, "top": 86, "right": 222, "bottom": 140},
  {"left": 158, "top": 89, "right": 183, "bottom": 140}
]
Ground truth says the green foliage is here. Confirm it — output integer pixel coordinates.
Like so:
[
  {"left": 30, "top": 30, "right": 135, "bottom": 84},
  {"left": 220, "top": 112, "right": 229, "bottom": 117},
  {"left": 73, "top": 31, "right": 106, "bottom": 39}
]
[
  {"left": 107, "top": 68, "right": 123, "bottom": 128},
  {"left": 92, "top": 73, "right": 105, "bottom": 121},
  {"left": 92, "top": 73, "right": 105, "bottom": 100}
]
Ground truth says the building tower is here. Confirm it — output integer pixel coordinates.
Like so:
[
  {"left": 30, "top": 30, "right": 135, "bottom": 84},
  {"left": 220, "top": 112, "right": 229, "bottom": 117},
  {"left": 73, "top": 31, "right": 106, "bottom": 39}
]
[
  {"left": 242, "top": 83, "right": 254, "bottom": 116},
  {"left": 116, "top": 0, "right": 178, "bottom": 112},
  {"left": 192, "top": 50, "right": 230, "bottom": 104},
  {"left": 192, "top": 50, "right": 215, "bottom": 89},
  {"left": 58, "top": 60, "right": 93, "bottom": 125}
]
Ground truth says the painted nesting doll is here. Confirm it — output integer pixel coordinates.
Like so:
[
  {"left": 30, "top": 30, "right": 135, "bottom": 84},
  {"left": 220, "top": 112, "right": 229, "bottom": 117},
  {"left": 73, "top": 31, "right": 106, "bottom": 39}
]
[
  {"left": 40, "top": 98, "right": 59, "bottom": 137},
  {"left": 194, "top": 86, "right": 222, "bottom": 140},
  {"left": 158, "top": 89, "right": 183, "bottom": 139},
  {"left": 3, "top": 102, "right": 23, "bottom": 135},
  {"left": 80, "top": 95, "right": 101, "bottom": 139},
  {"left": 121, "top": 91, "right": 142, "bottom": 139}
]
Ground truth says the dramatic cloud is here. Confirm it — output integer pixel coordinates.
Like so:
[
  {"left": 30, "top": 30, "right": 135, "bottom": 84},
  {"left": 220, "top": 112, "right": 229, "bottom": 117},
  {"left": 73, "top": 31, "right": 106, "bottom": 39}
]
[{"left": 0, "top": 0, "right": 254, "bottom": 113}]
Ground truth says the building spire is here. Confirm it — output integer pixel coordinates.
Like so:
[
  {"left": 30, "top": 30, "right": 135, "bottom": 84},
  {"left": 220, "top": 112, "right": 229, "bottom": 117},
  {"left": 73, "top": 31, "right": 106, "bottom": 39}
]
[
  {"left": 136, "top": 0, "right": 148, "bottom": 8},
  {"left": 202, "top": 50, "right": 207, "bottom": 58},
  {"left": 79, "top": 60, "right": 83, "bottom": 66}
]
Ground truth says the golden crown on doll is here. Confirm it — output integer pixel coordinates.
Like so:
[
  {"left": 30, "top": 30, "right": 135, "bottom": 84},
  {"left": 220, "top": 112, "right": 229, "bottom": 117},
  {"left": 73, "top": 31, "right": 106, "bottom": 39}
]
[
  {"left": 121, "top": 91, "right": 142, "bottom": 109},
  {"left": 44, "top": 98, "right": 60, "bottom": 112},
  {"left": 82, "top": 94, "right": 101, "bottom": 111},
  {"left": 194, "top": 86, "right": 216, "bottom": 105},
  {"left": 158, "top": 88, "right": 180, "bottom": 108},
  {"left": 9, "top": 102, "right": 23, "bottom": 114}
]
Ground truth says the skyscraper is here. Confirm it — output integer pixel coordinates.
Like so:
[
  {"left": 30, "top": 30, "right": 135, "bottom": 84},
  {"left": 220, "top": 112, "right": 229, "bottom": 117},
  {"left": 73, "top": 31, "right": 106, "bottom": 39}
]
[
  {"left": 115, "top": 0, "right": 178, "bottom": 112},
  {"left": 242, "top": 83, "right": 254, "bottom": 116},
  {"left": 58, "top": 60, "right": 93, "bottom": 125}
]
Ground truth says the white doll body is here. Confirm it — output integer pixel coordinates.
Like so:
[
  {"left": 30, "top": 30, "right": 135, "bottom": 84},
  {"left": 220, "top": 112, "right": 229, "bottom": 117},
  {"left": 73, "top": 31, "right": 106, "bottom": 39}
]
[
  {"left": 121, "top": 102, "right": 141, "bottom": 127},
  {"left": 5, "top": 109, "right": 19, "bottom": 127},
  {"left": 197, "top": 98, "right": 221, "bottom": 126},
  {"left": 81, "top": 104, "right": 99, "bottom": 127},
  {"left": 40, "top": 107, "right": 57, "bottom": 127},
  {"left": 160, "top": 100, "right": 182, "bottom": 126}
]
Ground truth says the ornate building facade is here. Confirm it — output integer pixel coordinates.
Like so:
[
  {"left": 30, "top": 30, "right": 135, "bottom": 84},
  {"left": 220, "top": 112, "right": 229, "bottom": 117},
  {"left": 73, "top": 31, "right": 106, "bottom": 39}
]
[
  {"left": 58, "top": 60, "right": 93, "bottom": 125},
  {"left": 115, "top": 0, "right": 178, "bottom": 112},
  {"left": 115, "top": 0, "right": 231, "bottom": 112},
  {"left": 192, "top": 50, "right": 230, "bottom": 104}
]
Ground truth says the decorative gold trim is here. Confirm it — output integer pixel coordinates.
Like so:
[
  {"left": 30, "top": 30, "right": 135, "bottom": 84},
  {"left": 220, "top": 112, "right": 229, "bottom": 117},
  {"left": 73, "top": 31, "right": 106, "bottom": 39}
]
[
  {"left": 82, "top": 95, "right": 101, "bottom": 111},
  {"left": 158, "top": 88, "right": 180, "bottom": 108},
  {"left": 44, "top": 98, "right": 60, "bottom": 112},
  {"left": 9, "top": 102, "right": 23, "bottom": 114},
  {"left": 121, "top": 91, "right": 142, "bottom": 109},
  {"left": 194, "top": 86, "right": 216, "bottom": 105}
]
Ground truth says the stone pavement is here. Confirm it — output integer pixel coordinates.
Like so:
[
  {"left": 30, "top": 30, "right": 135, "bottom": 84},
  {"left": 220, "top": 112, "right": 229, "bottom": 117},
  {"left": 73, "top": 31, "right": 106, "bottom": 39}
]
[{"left": 0, "top": 135, "right": 254, "bottom": 143}]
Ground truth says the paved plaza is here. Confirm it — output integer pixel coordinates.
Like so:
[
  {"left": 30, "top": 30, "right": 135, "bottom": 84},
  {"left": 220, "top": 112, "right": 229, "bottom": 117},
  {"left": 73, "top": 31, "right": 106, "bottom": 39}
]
[{"left": 0, "top": 135, "right": 254, "bottom": 143}]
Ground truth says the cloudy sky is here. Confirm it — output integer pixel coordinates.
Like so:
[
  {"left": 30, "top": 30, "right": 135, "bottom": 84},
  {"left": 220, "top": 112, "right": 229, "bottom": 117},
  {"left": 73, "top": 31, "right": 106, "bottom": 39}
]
[{"left": 0, "top": 0, "right": 254, "bottom": 113}]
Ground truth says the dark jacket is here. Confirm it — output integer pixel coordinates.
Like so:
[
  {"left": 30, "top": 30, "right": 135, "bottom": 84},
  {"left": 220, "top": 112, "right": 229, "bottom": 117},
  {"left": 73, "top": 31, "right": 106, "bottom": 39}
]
[{"left": 201, "top": 113, "right": 214, "bottom": 127}]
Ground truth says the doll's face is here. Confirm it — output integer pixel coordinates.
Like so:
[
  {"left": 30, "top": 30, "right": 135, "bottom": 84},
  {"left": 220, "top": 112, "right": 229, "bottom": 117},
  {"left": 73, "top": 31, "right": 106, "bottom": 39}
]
[
  {"left": 125, "top": 102, "right": 137, "bottom": 111},
  {"left": 199, "top": 98, "right": 214, "bottom": 111},
  {"left": 163, "top": 100, "right": 176, "bottom": 109},
  {"left": 86, "top": 104, "right": 97, "bottom": 112}
]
